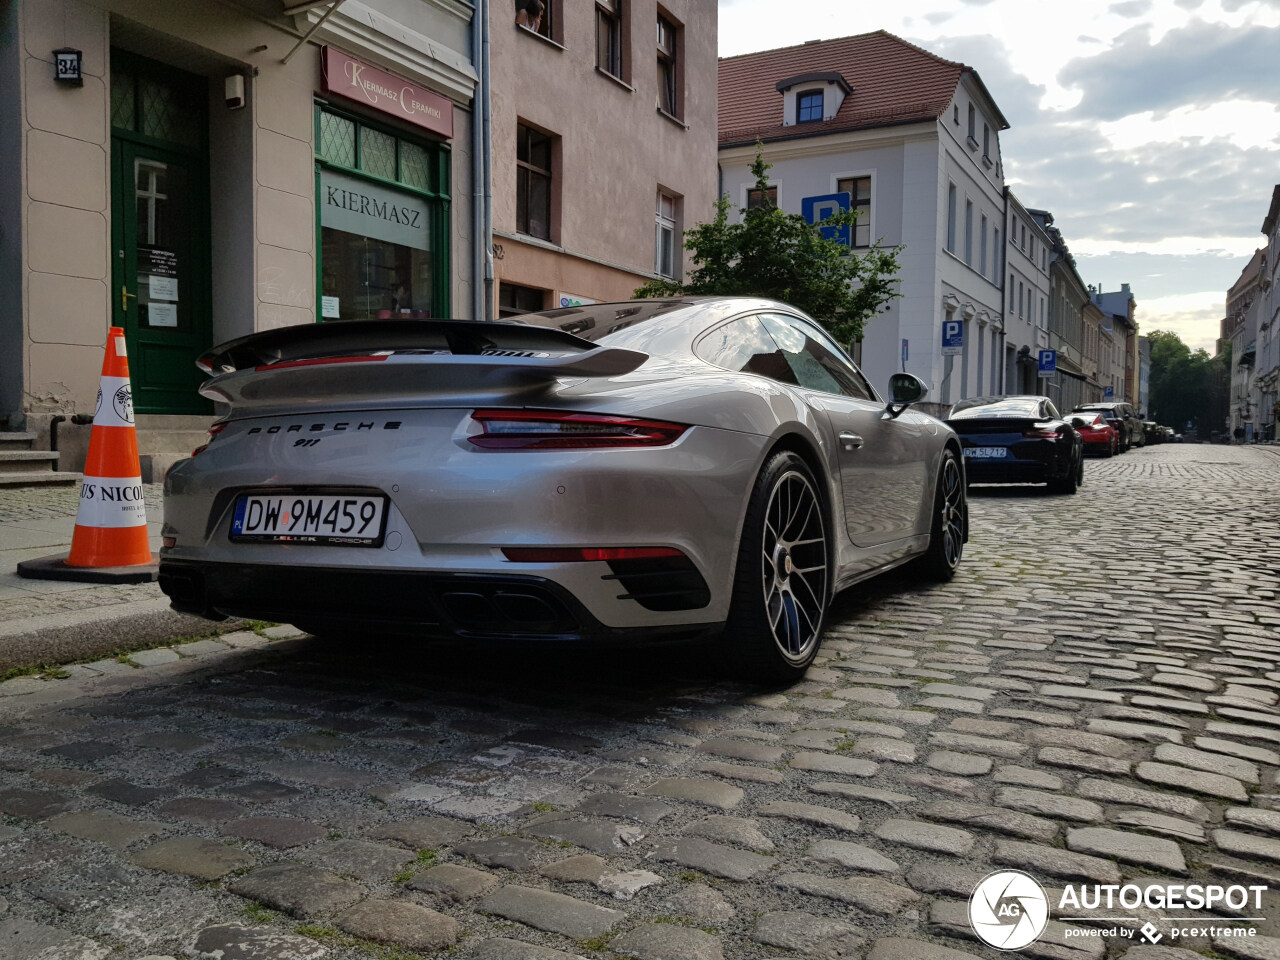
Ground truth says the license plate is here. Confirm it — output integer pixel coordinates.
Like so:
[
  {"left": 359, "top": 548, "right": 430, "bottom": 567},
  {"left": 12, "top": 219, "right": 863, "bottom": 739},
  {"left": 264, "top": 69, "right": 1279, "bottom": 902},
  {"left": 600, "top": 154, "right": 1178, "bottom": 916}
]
[
  {"left": 231, "top": 493, "right": 387, "bottom": 546},
  {"left": 965, "top": 446, "right": 1008, "bottom": 459}
]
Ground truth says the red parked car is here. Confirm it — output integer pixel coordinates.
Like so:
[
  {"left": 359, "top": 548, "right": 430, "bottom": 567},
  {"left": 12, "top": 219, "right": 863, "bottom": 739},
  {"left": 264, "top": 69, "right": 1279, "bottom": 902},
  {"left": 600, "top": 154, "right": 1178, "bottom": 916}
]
[{"left": 1067, "top": 411, "right": 1117, "bottom": 457}]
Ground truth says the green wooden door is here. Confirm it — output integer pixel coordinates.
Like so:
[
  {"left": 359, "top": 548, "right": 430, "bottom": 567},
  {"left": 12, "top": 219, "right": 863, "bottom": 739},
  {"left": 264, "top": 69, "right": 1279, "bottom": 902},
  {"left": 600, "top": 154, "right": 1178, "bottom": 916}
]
[{"left": 110, "top": 51, "right": 212, "bottom": 415}]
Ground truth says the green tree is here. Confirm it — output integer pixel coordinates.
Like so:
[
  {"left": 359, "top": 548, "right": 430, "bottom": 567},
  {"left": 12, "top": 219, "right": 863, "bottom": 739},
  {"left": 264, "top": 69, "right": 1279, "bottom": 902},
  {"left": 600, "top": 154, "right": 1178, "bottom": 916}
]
[
  {"left": 1147, "top": 329, "right": 1229, "bottom": 437},
  {"left": 635, "top": 150, "right": 901, "bottom": 346}
]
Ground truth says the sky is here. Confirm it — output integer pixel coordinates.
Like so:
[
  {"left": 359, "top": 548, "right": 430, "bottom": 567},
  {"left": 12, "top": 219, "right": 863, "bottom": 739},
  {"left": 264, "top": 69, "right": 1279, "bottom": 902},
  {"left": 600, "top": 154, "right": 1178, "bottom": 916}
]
[{"left": 718, "top": 0, "right": 1280, "bottom": 352}]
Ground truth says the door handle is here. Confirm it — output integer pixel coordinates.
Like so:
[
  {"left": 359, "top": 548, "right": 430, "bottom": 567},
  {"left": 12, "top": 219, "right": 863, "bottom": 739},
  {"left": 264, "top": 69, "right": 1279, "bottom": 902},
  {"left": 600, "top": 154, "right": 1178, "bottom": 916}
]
[
  {"left": 839, "top": 432, "right": 864, "bottom": 451},
  {"left": 121, "top": 286, "right": 137, "bottom": 312}
]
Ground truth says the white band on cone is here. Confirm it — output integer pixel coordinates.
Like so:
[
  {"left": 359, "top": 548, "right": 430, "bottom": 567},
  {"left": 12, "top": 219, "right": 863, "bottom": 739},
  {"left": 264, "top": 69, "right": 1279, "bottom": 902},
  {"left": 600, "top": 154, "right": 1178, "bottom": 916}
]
[
  {"left": 94, "top": 376, "right": 135, "bottom": 428},
  {"left": 75, "top": 476, "right": 148, "bottom": 527}
]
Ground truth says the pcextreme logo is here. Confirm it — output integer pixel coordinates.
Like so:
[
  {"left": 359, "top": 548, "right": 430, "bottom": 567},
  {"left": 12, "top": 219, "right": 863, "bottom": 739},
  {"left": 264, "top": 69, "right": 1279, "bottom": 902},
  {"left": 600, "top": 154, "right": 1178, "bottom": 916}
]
[{"left": 968, "top": 873, "right": 1269, "bottom": 951}]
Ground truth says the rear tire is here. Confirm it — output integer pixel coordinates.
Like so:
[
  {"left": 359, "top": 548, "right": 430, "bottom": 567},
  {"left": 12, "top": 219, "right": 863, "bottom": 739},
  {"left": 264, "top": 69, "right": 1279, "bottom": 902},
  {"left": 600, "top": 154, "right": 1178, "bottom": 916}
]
[
  {"left": 1047, "top": 453, "right": 1079, "bottom": 494},
  {"left": 725, "top": 451, "right": 830, "bottom": 685}
]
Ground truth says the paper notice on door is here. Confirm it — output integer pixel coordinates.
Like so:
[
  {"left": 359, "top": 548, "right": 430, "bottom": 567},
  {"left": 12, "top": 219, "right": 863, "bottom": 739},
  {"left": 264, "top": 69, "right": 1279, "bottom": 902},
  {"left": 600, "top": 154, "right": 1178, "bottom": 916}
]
[
  {"left": 322, "top": 296, "right": 340, "bottom": 319},
  {"left": 149, "top": 275, "right": 178, "bottom": 301},
  {"left": 148, "top": 302, "right": 178, "bottom": 327}
]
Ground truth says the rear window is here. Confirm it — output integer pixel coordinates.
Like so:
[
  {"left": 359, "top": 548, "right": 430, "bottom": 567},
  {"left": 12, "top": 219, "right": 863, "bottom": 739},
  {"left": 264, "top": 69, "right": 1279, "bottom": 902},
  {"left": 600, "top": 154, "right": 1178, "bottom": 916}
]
[
  {"left": 519, "top": 301, "right": 692, "bottom": 341},
  {"left": 949, "top": 398, "right": 1043, "bottom": 420}
]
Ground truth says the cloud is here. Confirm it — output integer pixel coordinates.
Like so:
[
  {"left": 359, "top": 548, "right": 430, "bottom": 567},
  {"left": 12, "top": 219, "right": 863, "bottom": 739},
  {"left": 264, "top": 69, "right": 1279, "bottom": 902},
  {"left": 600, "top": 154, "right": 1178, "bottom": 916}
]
[
  {"left": 925, "top": 10, "right": 954, "bottom": 24},
  {"left": 1059, "top": 20, "right": 1280, "bottom": 120},
  {"left": 1173, "top": 0, "right": 1203, "bottom": 8},
  {"left": 1108, "top": 0, "right": 1152, "bottom": 16}
]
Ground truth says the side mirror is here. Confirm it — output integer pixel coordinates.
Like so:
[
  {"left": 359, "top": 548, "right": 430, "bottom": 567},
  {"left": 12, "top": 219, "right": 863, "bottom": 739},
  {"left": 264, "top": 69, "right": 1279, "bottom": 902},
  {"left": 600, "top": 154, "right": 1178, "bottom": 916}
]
[{"left": 884, "top": 373, "right": 927, "bottom": 418}]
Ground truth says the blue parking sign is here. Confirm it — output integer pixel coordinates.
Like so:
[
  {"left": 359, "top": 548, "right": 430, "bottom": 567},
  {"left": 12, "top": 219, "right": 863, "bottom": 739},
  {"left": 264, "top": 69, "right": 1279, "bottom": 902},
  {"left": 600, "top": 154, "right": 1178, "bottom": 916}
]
[
  {"left": 801, "top": 193, "right": 851, "bottom": 246},
  {"left": 942, "top": 319, "right": 963, "bottom": 356},
  {"left": 1103, "top": 385, "right": 1114, "bottom": 399},
  {"left": 1038, "top": 349, "right": 1057, "bottom": 376}
]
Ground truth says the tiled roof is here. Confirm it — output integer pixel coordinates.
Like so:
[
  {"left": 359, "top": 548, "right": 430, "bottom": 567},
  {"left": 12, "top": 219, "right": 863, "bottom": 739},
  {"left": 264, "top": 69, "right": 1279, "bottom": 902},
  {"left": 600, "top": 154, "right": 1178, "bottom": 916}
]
[{"left": 719, "top": 30, "right": 987, "bottom": 146}]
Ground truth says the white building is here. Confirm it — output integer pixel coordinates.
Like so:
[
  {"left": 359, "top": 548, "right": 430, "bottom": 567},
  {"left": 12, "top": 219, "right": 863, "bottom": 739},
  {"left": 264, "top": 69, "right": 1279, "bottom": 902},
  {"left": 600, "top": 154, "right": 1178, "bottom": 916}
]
[
  {"left": 1006, "top": 194, "right": 1052, "bottom": 395},
  {"left": 718, "top": 31, "right": 1010, "bottom": 415}
]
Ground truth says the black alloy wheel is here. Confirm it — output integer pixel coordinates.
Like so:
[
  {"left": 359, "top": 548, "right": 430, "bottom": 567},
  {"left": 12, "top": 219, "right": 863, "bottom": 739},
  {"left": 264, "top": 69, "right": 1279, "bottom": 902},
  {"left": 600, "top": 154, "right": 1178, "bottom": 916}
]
[
  {"left": 912, "top": 449, "right": 965, "bottom": 581},
  {"left": 726, "top": 451, "right": 830, "bottom": 684}
]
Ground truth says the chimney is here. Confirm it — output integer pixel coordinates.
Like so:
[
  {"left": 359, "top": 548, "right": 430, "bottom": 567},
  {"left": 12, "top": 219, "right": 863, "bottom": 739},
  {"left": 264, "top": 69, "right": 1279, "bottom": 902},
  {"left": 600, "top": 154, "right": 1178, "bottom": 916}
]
[{"left": 1121, "top": 283, "right": 1130, "bottom": 295}]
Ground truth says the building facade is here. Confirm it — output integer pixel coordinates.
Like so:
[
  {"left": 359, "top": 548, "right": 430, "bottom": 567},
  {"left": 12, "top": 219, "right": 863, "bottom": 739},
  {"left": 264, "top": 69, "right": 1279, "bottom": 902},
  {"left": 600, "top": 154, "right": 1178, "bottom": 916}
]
[
  {"left": 1006, "top": 194, "right": 1051, "bottom": 396},
  {"left": 490, "top": 0, "right": 717, "bottom": 316},
  {"left": 1222, "top": 248, "right": 1263, "bottom": 441},
  {"left": 717, "top": 31, "right": 1010, "bottom": 415},
  {"left": 1092, "top": 284, "right": 1139, "bottom": 406},
  {"left": 1258, "top": 186, "right": 1280, "bottom": 441},
  {"left": 1, "top": 0, "right": 480, "bottom": 476}
]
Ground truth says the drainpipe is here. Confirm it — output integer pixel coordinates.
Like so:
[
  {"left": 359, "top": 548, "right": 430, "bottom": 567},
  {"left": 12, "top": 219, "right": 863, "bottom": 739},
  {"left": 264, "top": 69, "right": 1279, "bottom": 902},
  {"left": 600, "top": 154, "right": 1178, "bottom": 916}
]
[
  {"left": 471, "top": 0, "right": 485, "bottom": 321},
  {"left": 481, "top": 0, "right": 494, "bottom": 322}
]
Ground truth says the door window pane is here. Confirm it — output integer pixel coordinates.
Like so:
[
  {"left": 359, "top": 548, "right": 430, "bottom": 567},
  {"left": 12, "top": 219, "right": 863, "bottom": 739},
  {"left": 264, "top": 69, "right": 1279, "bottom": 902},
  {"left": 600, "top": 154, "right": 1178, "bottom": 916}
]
[
  {"left": 135, "top": 159, "right": 190, "bottom": 331},
  {"left": 399, "top": 141, "right": 431, "bottom": 191},
  {"left": 758, "top": 313, "right": 872, "bottom": 399}
]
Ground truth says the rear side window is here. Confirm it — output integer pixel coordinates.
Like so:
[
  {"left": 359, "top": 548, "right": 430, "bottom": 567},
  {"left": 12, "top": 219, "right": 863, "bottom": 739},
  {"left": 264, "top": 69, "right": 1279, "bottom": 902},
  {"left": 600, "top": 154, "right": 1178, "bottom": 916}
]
[
  {"left": 695, "top": 316, "right": 798, "bottom": 385},
  {"left": 757, "top": 313, "right": 874, "bottom": 400}
]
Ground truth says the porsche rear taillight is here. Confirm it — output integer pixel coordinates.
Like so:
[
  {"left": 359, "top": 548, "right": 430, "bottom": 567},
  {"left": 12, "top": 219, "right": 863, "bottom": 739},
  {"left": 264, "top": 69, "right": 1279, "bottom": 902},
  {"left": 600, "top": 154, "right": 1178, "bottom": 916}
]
[
  {"left": 468, "top": 410, "right": 688, "bottom": 449},
  {"left": 1022, "top": 427, "right": 1059, "bottom": 439}
]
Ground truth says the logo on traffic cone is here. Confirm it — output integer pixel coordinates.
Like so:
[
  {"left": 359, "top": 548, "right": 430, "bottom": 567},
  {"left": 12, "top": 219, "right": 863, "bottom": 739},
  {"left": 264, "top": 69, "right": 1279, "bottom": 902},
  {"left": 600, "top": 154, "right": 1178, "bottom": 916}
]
[{"left": 65, "top": 327, "right": 153, "bottom": 568}]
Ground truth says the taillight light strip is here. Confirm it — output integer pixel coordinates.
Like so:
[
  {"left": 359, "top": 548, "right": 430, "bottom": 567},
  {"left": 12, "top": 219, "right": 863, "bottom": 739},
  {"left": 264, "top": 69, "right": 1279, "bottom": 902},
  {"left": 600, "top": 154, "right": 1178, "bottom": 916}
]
[{"left": 469, "top": 410, "right": 688, "bottom": 450}]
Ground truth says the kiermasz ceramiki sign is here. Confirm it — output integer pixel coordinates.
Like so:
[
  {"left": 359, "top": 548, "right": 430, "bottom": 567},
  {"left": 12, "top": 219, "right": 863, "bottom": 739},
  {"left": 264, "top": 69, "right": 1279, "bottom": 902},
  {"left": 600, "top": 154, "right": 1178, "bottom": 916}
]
[
  {"left": 320, "top": 47, "right": 453, "bottom": 140},
  {"left": 968, "top": 871, "right": 1269, "bottom": 951}
]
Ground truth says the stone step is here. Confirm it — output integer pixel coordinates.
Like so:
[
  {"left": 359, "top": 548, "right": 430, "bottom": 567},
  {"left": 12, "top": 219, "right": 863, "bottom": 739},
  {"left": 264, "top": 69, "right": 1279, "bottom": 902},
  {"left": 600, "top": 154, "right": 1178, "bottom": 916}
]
[
  {"left": 0, "top": 432, "right": 37, "bottom": 451},
  {"left": 0, "top": 451, "right": 61, "bottom": 473},
  {"left": 0, "top": 471, "right": 81, "bottom": 487}
]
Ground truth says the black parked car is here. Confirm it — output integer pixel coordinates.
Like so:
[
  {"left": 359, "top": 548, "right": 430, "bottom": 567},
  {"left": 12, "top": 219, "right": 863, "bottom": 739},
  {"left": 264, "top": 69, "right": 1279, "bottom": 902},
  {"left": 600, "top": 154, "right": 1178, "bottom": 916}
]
[
  {"left": 1074, "top": 402, "right": 1144, "bottom": 450},
  {"left": 947, "top": 396, "right": 1084, "bottom": 494}
]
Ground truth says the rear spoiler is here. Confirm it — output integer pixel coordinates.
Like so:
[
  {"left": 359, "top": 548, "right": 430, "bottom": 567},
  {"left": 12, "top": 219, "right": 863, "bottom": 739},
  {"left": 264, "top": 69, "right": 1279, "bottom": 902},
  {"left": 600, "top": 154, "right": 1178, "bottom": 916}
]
[{"left": 197, "top": 319, "right": 645, "bottom": 378}]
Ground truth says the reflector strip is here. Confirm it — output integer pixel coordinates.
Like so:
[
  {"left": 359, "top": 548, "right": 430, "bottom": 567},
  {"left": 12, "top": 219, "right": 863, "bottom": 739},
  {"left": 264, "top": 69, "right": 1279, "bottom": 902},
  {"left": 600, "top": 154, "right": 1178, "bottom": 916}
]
[{"left": 502, "top": 547, "right": 685, "bottom": 563}]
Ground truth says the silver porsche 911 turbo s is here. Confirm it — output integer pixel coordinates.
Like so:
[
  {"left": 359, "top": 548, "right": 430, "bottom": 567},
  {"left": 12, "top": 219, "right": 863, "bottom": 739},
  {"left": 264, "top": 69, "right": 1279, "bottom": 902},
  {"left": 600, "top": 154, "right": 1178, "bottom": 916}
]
[{"left": 159, "top": 297, "right": 967, "bottom": 681}]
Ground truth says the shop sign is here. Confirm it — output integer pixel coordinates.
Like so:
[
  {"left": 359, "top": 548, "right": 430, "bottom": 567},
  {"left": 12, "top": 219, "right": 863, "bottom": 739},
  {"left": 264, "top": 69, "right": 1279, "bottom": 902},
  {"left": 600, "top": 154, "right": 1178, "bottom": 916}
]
[
  {"left": 321, "top": 47, "right": 453, "bottom": 140},
  {"left": 557, "top": 293, "right": 596, "bottom": 308},
  {"left": 321, "top": 169, "right": 431, "bottom": 251}
]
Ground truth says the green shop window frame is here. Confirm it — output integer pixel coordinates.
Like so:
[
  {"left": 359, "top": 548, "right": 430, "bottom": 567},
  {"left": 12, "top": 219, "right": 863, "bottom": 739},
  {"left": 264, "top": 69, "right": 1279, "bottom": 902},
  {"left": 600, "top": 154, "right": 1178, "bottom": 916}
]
[{"left": 314, "top": 101, "right": 451, "bottom": 321}]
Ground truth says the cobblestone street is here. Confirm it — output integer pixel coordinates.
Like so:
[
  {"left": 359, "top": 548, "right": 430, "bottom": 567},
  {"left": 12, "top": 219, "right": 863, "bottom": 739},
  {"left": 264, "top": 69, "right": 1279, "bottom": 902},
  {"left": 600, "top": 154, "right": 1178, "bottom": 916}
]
[{"left": 1, "top": 443, "right": 1279, "bottom": 960}]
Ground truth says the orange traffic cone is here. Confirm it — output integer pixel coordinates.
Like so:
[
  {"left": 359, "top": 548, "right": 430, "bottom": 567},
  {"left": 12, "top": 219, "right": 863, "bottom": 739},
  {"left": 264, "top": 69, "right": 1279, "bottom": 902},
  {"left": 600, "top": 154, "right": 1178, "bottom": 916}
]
[{"left": 65, "top": 327, "right": 153, "bottom": 568}]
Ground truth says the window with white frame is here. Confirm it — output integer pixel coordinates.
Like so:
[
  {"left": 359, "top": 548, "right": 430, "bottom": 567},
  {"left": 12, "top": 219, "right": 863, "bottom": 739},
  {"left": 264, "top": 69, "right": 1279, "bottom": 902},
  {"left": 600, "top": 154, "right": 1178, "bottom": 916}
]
[
  {"left": 946, "top": 183, "right": 957, "bottom": 253},
  {"left": 964, "top": 199, "right": 974, "bottom": 266},
  {"left": 836, "top": 175, "right": 871, "bottom": 247},
  {"left": 655, "top": 189, "right": 679, "bottom": 278},
  {"left": 980, "top": 214, "right": 988, "bottom": 276}
]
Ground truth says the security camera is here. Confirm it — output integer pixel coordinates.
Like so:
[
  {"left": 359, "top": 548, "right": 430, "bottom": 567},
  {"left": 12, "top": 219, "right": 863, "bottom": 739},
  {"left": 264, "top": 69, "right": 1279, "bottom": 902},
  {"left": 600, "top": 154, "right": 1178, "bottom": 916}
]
[{"left": 225, "top": 74, "right": 245, "bottom": 110}]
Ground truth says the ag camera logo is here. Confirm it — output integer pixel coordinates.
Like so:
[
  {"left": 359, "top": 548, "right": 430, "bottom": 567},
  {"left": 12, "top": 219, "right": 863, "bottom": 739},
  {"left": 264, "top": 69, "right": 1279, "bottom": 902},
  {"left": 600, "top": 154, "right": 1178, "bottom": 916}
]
[{"left": 969, "top": 870, "right": 1050, "bottom": 950}]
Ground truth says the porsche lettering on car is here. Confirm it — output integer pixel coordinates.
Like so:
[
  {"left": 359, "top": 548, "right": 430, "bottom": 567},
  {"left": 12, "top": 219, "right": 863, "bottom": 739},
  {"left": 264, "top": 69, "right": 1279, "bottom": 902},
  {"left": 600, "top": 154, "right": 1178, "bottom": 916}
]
[{"left": 159, "top": 298, "right": 968, "bottom": 681}]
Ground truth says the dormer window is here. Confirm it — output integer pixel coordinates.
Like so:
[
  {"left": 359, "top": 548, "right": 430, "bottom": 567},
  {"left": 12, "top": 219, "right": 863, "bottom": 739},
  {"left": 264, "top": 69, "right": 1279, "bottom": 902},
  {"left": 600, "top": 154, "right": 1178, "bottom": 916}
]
[
  {"left": 775, "top": 71, "right": 850, "bottom": 127},
  {"left": 797, "top": 91, "right": 823, "bottom": 123}
]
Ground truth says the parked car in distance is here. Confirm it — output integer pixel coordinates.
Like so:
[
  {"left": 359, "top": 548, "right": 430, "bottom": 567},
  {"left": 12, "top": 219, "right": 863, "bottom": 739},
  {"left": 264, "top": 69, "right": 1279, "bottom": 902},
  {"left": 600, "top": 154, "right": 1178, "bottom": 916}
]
[
  {"left": 1066, "top": 411, "right": 1117, "bottom": 457},
  {"left": 946, "top": 395, "right": 1084, "bottom": 494},
  {"left": 1074, "top": 402, "right": 1144, "bottom": 450},
  {"left": 1142, "top": 421, "right": 1164, "bottom": 445},
  {"left": 159, "top": 297, "right": 969, "bottom": 683}
]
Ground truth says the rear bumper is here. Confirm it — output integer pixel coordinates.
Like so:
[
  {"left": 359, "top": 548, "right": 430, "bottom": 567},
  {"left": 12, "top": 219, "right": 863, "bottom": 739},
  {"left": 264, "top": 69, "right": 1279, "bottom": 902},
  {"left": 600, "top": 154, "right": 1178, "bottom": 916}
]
[
  {"left": 964, "top": 458, "right": 1051, "bottom": 483},
  {"left": 159, "top": 558, "right": 719, "bottom": 644}
]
